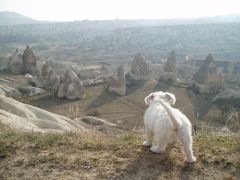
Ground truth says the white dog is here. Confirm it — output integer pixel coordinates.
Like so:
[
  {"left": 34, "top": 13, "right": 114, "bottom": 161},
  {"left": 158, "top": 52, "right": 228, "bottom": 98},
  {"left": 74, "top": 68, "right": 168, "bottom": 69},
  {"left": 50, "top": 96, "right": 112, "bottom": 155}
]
[{"left": 143, "top": 91, "right": 196, "bottom": 163}]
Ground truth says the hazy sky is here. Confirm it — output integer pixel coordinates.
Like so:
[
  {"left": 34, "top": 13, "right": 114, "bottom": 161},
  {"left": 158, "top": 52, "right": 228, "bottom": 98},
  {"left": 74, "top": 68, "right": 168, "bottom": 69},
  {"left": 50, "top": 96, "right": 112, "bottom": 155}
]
[{"left": 1, "top": 0, "right": 240, "bottom": 21}]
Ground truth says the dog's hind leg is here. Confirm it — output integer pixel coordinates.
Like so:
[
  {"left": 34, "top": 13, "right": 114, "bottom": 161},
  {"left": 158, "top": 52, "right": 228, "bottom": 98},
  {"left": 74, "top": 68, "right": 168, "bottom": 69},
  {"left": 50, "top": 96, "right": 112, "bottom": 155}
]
[
  {"left": 150, "top": 136, "right": 167, "bottom": 153},
  {"left": 142, "top": 127, "right": 153, "bottom": 147},
  {"left": 181, "top": 133, "right": 196, "bottom": 163}
]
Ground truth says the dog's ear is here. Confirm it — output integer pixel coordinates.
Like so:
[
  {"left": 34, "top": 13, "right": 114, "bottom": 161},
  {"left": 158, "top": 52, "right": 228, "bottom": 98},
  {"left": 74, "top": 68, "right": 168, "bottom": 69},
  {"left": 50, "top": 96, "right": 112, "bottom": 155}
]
[
  {"left": 164, "top": 92, "right": 176, "bottom": 105},
  {"left": 144, "top": 93, "right": 154, "bottom": 105}
]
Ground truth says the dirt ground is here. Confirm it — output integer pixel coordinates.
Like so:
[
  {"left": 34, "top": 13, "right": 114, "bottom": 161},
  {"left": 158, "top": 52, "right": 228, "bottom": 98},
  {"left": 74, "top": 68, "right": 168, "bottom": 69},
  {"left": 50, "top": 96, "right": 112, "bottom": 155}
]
[
  {"left": 0, "top": 72, "right": 226, "bottom": 131},
  {"left": 22, "top": 79, "right": 215, "bottom": 131},
  {"left": 0, "top": 129, "right": 239, "bottom": 180},
  {"left": 0, "top": 73, "right": 239, "bottom": 179}
]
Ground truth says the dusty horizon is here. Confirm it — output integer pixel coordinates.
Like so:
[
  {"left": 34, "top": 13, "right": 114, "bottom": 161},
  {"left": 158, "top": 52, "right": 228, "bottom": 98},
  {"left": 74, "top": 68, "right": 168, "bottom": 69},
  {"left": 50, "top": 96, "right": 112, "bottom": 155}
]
[{"left": 1, "top": 0, "right": 240, "bottom": 21}]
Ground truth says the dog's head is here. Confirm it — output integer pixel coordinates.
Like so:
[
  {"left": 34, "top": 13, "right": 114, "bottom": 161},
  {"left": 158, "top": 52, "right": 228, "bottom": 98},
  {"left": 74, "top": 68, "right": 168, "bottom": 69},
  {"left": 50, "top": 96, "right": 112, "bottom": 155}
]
[{"left": 144, "top": 91, "right": 176, "bottom": 106}]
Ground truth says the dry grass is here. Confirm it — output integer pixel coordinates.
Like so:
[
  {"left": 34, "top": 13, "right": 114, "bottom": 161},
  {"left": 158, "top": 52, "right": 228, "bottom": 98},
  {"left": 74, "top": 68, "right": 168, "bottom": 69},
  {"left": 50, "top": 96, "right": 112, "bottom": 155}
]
[{"left": 0, "top": 127, "right": 239, "bottom": 180}]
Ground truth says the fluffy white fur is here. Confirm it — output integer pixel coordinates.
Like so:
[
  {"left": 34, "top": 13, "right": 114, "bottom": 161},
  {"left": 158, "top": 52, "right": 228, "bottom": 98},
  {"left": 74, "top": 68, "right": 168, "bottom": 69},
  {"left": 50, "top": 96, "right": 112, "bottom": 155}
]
[{"left": 143, "top": 91, "right": 196, "bottom": 163}]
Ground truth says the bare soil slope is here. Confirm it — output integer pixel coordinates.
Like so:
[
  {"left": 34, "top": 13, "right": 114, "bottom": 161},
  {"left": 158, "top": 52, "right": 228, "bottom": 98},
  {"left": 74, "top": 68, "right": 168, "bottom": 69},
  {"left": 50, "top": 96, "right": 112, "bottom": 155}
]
[
  {"left": 0, "top": 72, "right": 224, "bottom": 130},
  {"left": 24, "top": 79, "right": 214, "bottom": 130}
]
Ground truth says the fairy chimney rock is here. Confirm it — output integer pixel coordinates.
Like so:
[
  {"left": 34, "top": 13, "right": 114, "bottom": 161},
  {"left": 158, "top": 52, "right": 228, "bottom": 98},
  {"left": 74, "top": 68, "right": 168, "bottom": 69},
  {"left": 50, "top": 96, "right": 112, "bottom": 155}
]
[
  {"left": 130, "top": 53, "right": 150, "bottom": 80},
  {"left": 193, "top": 54, "right": 219, "bottom": 84},
  {"left": 108, "top": 65, "right": 126, "bottom": 96},
  {"left": 57, "top": 69, "right": 86, "bottom": 100},
  {"left": 22, "top": 45, "right": 39, "bottom": 76},
  {"left": 191, "top": 54, "right": 224, "bottom": 94},
  {"left": 9, "top": 49, "right": 24, "bottom": 74},
  {"left": 41, "top": 62, "right": 61, "bottom": 92},
  {"left": 163, "top": 50, "right": 177, "bottom": 73}
]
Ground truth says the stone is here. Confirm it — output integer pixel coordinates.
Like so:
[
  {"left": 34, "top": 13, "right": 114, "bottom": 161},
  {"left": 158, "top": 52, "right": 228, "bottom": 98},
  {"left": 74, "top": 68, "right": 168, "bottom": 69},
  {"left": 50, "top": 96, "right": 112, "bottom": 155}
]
[
  {"left": 27, "top": 77, "right": 44, "bottom": 88},
  {"left": 0, "top": 84, "right": 22, "bottom": 97},
  {"left": 24, "top": 74, "right": 33, "bottom": 79},
  {"left": 41, "top": 62, "right": 61, "bottom": 92},
  {"left": 107, "top": 65, "right": 126, "bottom": 96},
  {"left": 191, "top": 54, "right": 223, "bottom": 94},
  {"left": 57, "top": 69, "right": 86, "bottom": 100},
  {"left": 74, "top": 116, "right": 122, "bottom": 134},
  {"left": 25, "top": 73, "right": 44, "bottom": 88},
  {"left": 193, "top": 54, "right": 219, "bottom": 84},
  {"left": 161, "top": 50, "right": 177, "bottom": 82},
  {"left": 75, "top": 116, "right": 116, "bottom": 126},
  {"left": 0, "top": 96, "right": 85, "bottom": 133},
  {"left": 18, "top": 85, "right": 45, "bottom": 96},
  {"left": 212, "top": 89, "right": 240, "bottom": 107},
  {"left": 129, "top": 53, "right": 150, "bottom": 80},
  {"left": 8, "top": 49, "right": 24, "bottom": 74},
  {"left": 164, "top": 50, "right": 177, "bottom": 73},
  {"left": 22, "top": 45, "right": 39, "bottom": 76},
  {"left": 82, "top": 78, "right": 104, "bottom": 86}
]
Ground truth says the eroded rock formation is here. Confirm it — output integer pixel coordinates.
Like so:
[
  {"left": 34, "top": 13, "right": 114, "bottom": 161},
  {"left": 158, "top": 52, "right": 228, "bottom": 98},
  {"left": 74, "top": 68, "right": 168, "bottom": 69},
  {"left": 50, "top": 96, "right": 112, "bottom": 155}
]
[
  {"left": 193, "top": 54, "right": 219, "bottom": 83},
  {"left": 18, "top": 85, "right": 45, "bottom": 96},
  {"left": 41, "top": 62, "right": 61, "bottom": 92},
  {"left": 0, "top": 95, "right": 85, "bottom": 133},
  {"left": 9, "top": 49, "right": 24, "bottom": 74},
  {"left": 161, "top": 50, "right": 177, "bottom": 82},
  {"left": 191, "top": 54, "right": 223, "bottom": 94},
  {"left": 0, "top": 84, "right": 22, "bottom": 97},
  {"left": 22, "top": 45, "right": 39, "bottom": 76},
  {"left": 129, "top": 53, "right": 150, "bottom": 80},
  {"left": 107, "top": 65, "right": 126, "bottom": 96},
  {"left": 57, "top": 69, "right": 86, "bottom": 100}
]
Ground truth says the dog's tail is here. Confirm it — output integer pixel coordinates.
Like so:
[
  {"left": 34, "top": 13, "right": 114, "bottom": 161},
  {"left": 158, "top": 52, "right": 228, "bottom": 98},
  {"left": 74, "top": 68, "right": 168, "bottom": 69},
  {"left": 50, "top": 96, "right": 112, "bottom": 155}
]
[{"left": 159, "top": 99, "right": 180, "bottom": 130}]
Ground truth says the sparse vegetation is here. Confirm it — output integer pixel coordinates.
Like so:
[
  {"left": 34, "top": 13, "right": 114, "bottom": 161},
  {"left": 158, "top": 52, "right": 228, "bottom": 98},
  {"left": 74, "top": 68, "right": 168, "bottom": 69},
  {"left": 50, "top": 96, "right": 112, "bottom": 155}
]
[{"left": 0, "top": 126, "right": 239, "bottom": 179}]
